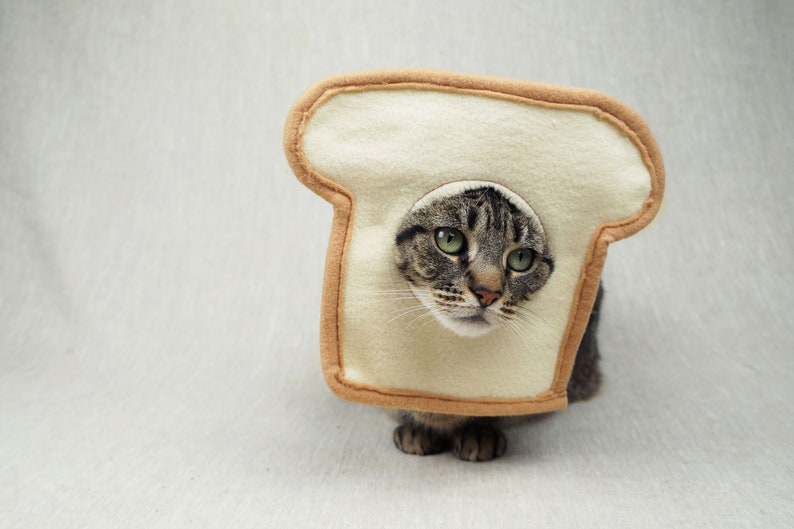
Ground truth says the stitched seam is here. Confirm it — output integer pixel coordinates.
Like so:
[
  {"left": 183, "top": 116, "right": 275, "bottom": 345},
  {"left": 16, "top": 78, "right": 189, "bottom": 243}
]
[{"left": 290, "top": 72, "right": 663, "bottom": 409}]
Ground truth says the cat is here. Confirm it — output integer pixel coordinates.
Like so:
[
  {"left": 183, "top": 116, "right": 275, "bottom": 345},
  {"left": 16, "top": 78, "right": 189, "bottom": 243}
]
[{"left": 392, "top": 184, "right": 603, "bottom": 461}]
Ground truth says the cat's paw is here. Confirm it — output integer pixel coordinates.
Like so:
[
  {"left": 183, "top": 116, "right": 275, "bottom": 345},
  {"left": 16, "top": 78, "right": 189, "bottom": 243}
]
[
  {"left": 452, "top": 425, "right": 507, "bottom": 462},
  {"left": 393, "top": 425, "right": 449, "bottom": 456}
]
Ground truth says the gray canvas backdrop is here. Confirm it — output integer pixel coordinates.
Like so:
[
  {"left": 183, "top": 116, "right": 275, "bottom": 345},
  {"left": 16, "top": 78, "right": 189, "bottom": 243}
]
[{"left": 1, "top": 1, "right": 792, "bottom": 528}]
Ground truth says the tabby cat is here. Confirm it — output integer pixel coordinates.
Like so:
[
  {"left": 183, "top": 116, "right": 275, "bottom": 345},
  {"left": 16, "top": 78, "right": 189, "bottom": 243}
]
[{"left": 392, "top": 184, "right": 602, "bottom": 461}]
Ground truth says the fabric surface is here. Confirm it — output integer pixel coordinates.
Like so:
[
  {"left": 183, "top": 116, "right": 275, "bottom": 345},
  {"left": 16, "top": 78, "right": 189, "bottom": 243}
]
[
  {"left": 1, "top": 1, "right": 791, "bottom": 528},
  {"left": 294, "top": 79, "right": 658, "bottom": 406}
]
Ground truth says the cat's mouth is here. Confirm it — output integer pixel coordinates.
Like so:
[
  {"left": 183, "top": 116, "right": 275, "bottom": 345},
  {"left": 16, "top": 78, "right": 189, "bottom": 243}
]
[
  {"left": 441, "top": 309, "right": 499, "bottom": 337},
  {"left": 408, "top": 285, "right": 500, "bottom": 337},
  {"left": 455, "top": 313, "right": 489, "bottom": 325}
]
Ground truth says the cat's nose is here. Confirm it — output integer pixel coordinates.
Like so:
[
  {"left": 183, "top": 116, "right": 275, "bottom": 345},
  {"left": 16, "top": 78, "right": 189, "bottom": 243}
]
[{"left": 472, "top": 287, "right": 502, "bottom": 308}]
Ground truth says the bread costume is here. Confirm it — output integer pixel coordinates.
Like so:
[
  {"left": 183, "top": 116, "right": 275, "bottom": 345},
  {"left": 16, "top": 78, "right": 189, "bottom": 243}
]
[{"left": 284, "top": 69, "right": 664, "bottom": 416}]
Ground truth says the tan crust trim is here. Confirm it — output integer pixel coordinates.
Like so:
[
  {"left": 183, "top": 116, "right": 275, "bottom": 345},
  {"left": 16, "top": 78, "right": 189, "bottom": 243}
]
[
  {"left": 328, "top": 372, "right": 569, "bottom": 416},
  {"left": 283, "top": 68, "right": 665, "bottom": 416}
]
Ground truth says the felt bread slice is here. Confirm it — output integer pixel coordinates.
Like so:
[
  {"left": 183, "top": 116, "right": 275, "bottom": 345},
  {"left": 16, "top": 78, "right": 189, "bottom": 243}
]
[{"left": 284, "top": 69, "right": 664, "bottom": 416}]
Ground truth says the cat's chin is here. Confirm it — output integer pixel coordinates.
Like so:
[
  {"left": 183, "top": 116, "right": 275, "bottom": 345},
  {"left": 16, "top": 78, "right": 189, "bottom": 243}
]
[{"left": 438, "top": 314, "right": 498, "bottom": 338}]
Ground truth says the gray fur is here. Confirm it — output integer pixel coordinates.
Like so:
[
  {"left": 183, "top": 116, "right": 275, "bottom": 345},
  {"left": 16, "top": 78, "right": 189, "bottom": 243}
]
[
  {"left": 392, "top": 185, "right": 602, "bottom": 461},
  {"left": 395, "top": 186, "right": 554, "bottom": 337}
]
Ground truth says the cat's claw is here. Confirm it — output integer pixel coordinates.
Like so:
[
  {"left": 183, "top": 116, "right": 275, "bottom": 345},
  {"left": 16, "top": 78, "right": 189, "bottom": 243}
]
[{"left": 452, "top": 425, "right": 507, "bottom": 462}]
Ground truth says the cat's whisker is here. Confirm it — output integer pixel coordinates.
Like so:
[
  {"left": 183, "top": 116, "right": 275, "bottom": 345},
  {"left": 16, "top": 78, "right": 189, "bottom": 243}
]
[
  {"left": 497, "top": 316, "right": 525, "bottom": 340},
  {"left": 385, "top": 302, "right": 426, "bottom": 315},
  {"left": 383, "top": 303, "right": 427, "bottom": 317},
  {"left": 512, "top": 305, "right": 552, "bottom": 326},
  {"left": 503, "top": 324, "right": 521, "bottom": 340},
  {"left": 508, "top": 306, "right": 553, "bottom": 331},
  {"left": 405, "top": 307, "right": 444, "bottom": 331},
  {"left": 384, "top": 304, "right": 430, "bottom": 325},
  {"left": 366, "top": 288, "right": 416, "bottom": 292},
  {"left": 407, "top": 311, "right": 446, "bottom": 331},
  {"left": 508, "top": 309, "right": 537, "bottom": 326},
  {"left": 348, "top": 296, "right": 419, "bottom": 306},
  {"left": 351, "top": 289, "right": 416, "bottom": 295}
]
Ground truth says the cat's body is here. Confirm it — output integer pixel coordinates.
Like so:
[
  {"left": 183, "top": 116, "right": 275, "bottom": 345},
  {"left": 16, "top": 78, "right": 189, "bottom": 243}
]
[{"left": 392, "top": 184, "right": 603, "bottom": 461}]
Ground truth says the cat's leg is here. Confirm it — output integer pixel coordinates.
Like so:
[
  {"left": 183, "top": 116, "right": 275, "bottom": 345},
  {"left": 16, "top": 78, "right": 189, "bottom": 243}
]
[
  {"left": 392, "top": 411, "right": 454, "bottom": 456},
  {"left": 567, "top": 283, "right": 604, "bottom": 402},
  {"left": 394, "top": 411, "right": 506, "bottom": 461},
  {"left": 451, "top": 420, "right": 507, "bottom": 462}
]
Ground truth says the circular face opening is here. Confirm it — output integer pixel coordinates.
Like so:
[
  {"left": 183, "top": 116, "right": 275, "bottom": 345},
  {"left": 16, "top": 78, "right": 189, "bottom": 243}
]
[{"left": 394, "top": 180, "right": 554, "bottom": 338}]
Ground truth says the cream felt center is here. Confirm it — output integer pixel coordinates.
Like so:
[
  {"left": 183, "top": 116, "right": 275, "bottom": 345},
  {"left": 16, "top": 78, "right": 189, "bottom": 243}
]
[{"left": 301, "top": 87, "right": 651, "bottom": 400}]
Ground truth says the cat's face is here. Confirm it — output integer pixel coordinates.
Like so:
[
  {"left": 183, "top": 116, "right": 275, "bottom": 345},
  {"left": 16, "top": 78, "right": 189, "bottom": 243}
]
[{"left": 395, "top": 185, "right": 554, "bottom": 337}]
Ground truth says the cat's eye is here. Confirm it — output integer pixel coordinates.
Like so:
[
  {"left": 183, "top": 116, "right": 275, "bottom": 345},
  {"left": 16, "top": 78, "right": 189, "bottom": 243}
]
[
  {"left": 435, "top": 228, "right": 465, "bottom": 254},
  {"left": 507, "top": 248, "right": 534, "bottom": 272}
]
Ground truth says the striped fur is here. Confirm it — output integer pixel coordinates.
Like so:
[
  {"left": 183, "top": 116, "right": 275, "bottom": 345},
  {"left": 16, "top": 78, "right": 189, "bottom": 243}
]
[
  {"left": 392, "top": 185, "right": 602, "bottom": 461},
  {"left": 394, "top": 185, "right": 554, "bottom": 338}
]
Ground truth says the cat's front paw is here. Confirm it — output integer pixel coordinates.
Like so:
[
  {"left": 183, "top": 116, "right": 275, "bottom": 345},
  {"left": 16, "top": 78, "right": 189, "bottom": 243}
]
[
  {"left": 452, "top": 425, "right": 507, "bottom": 462},
  {"left": 393, "top": 425, "right": 449, "bottom": 456}
]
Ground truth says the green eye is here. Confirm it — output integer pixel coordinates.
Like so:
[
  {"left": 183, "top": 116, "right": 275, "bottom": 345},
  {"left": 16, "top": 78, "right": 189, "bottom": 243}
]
[
  {"left": 507, "top": 248, "right": 534, "bottom": 272},
  {"left": 435, "top": 228, "right": 465, "bottom": 254}
]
